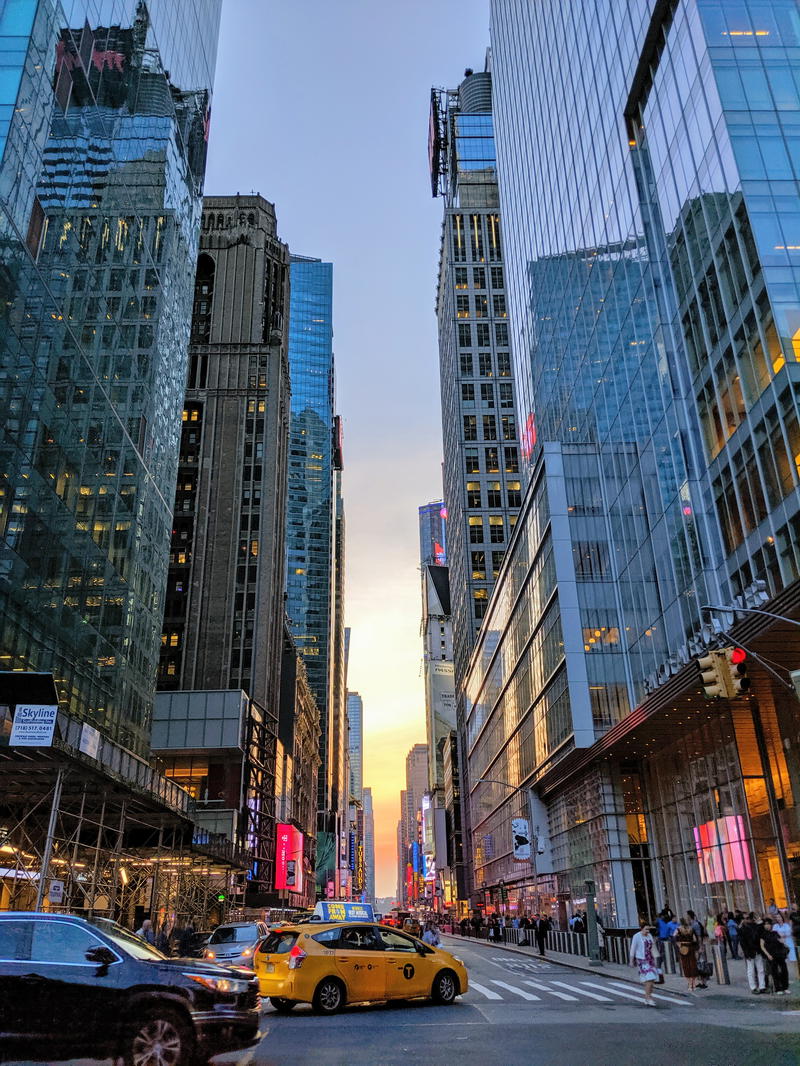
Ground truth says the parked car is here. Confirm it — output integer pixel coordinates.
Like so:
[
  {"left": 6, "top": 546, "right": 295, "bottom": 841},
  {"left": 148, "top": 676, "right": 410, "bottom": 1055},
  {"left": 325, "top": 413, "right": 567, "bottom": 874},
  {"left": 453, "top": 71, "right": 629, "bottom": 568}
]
[
  {"left": 0, "top": 911, "right": 261, "bottom": 1065},
  {"left": 203, "top": 920, "right": 268, "bottom": 968}
]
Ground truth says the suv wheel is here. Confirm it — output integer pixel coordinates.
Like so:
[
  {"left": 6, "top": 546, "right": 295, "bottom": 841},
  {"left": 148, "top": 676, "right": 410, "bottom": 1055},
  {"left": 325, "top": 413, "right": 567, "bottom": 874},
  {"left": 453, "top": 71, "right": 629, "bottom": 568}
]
[
  {"left": 432, "top": 969, "right": 458, "bottom": 1005},
  {"left": 123, "top": 1006, "right": 194, "bottom": 1066},
  {"left": 313, "top": 977, "right": 345, "bottom": 1015},
  {"left": 270, "top": 996, "right": 297, "bottom": 1013}
]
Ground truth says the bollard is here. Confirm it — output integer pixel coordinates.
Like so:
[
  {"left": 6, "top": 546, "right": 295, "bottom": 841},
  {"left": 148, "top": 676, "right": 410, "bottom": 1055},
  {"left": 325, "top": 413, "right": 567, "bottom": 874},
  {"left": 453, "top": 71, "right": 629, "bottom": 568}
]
[{"left": 711, "top": 941, "right": 730, "bottom": 985}]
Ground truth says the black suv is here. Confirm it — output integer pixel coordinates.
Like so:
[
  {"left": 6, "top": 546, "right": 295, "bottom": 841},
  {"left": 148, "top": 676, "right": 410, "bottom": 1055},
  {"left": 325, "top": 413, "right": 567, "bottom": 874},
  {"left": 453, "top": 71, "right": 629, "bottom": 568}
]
[{"left": 0, "top": 912, "right": 261, "bottom": 1065}]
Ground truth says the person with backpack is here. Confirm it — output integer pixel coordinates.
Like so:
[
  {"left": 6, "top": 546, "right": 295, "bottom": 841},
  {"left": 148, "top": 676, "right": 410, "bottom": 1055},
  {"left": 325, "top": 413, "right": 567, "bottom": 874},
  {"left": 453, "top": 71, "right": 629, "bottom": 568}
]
[{"left": 761, "top": 917, "right": 790, "bottom": 993}]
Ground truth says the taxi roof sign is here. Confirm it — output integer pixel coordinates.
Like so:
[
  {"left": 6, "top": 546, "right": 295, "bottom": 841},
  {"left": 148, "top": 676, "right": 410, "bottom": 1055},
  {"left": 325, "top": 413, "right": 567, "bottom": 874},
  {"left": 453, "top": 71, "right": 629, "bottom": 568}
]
[{"left": 313, "top": 901, "right": 375, "bottom": 923}]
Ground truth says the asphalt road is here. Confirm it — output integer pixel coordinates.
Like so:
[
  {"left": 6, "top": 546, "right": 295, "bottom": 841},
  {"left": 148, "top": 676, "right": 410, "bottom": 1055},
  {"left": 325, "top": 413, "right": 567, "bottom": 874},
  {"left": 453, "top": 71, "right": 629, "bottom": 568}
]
[{"left": 15, "top": 937, "right": 800, "bottom": 1066}]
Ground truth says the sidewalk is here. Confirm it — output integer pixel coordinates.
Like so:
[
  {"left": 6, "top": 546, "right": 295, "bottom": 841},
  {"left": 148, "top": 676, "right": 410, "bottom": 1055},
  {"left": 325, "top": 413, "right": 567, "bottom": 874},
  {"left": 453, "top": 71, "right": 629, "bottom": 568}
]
[{"left": 442, "top": 932, "right": 797, "bottom": 1007}]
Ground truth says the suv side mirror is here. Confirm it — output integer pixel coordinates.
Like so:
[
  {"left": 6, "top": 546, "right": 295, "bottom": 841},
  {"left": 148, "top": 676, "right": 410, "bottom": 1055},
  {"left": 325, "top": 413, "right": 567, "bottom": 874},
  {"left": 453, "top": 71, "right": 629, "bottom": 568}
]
[{"left": 85, "top": 945, "right": 118, "bottom": 968}]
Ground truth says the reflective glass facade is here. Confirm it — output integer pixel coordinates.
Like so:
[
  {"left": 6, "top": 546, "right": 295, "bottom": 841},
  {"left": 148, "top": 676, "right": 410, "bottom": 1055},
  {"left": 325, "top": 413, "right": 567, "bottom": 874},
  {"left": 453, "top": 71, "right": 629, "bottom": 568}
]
[
  {"left": 0, "top": 0, "right": 220, "bottom": 755},
  {"left": 285, "top": 255, "right": 335, "bottom": 806},
  {"left": 468, "top": 0, "right": 800, "bottom": 918}
]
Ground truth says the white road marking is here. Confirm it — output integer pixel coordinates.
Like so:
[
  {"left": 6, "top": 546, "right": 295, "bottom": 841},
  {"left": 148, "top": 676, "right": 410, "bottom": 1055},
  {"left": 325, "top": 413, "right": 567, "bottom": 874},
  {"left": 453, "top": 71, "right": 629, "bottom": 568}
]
[
  {"left": 608, "top": 980, "right": 693, "bottom": 1006},
  {"left": 491, "top": 979, "right": 541, "bottom": 1001},
  {"left": 468, "top": 980, "right": 503, "bottom": 1000},
  {"left": 523, "top": 979, "right": 579, "bottom": 1001},
  {"left": 550, "top": 980, "right": 612, "bottom": 1002},
  {"left": 580, "top": 981, "right": 645, "bottom": 1002}
]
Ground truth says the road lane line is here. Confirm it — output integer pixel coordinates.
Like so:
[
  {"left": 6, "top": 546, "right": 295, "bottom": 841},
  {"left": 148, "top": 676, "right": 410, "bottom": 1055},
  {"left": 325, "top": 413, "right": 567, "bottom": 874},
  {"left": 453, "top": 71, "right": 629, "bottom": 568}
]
[
  {"left": 491, "top": 980, "right": 541, "bottom": 1001},
  {"left": 522, "top": 980, "right": 579, "bottom": 1001},
  {"left": 468, "top": 980, "right": 503, "bottom": 1000},
  {"left": 550, "top": 980, "right": 611, "bottom": 1002},
  {"left": 608, "top": 981, "right": 692, "bottom": 1007}
]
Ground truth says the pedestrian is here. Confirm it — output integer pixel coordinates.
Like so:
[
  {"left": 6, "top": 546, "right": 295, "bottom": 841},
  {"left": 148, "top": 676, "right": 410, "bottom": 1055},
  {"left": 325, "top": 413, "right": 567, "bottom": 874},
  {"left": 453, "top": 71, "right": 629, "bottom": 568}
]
[
  {"left": 760, "top": 917, "right": 790, "bottom": 994},
  {"left": 726, "top": 912, "right": 740, "bottom": 960},
  {"left": 511, "top": 915, "right": 520, "bottom": 930},
  {"left": 656, "top": 911, "right": 671, "bottom": 955},
  {"left": 572, "top": 914, "right": 585, "bottom": 934},
  {"left": 675, "top": 917, "right": 700, "bottom": 992},
  {"left": 767, "top": 898, "right": 779, "bottom": 918},
  {"left": 773, "top": 911, "right": 797, "bottom": 972},
  {"left": 714, "top": 914, "right": 727, "bottom": 959},
  {"left": 422, "top": 921, "right": 441, "bottom": 947},
  {"left": 136, "top": 918, "right": 156, "bottom": 946},
  {"left": 534, "top": 914, "right": 550, "bottom": 957},
  {"left": 739, "top": 912, "right": 767, "bottom": 994},
  {"left": 630, "top": 921, "right": 661, "bottom": 1007},
  {"left": 686, "top": 910, "right": 709, "bottom": 989},
  {"left": 156, "top": 923, "right": 171, "bottom": 954},
  {"left": 460, "top": 916, "right": 469, "bottom": 937}
]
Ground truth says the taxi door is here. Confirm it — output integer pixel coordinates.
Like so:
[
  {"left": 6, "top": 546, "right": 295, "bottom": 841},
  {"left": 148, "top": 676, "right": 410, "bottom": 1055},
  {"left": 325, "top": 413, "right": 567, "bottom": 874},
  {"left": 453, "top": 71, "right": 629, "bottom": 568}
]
[
  {"left": 333, "top": 925, "right": 385, "bottom": 1002},
  {"left": 378, "top": 928, "right": 434, "bottom": 999}
]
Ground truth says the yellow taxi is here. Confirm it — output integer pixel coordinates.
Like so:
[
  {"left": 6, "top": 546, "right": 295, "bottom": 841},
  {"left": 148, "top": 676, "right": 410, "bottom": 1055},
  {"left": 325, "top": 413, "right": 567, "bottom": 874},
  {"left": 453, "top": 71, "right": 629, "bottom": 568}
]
[{"left": 254, "top": 921, "right": 468, "bottom": 1014}]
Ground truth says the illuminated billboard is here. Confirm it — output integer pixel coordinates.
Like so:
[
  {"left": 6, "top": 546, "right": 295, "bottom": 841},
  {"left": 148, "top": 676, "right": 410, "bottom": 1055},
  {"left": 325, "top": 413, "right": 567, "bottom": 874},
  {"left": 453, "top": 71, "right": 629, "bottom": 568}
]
[
  {"left": 275, "top": 823, "right": 304, "bottom": 894},
  {"left": 692, "top": 816, "right": 752, "bottom": 884}
]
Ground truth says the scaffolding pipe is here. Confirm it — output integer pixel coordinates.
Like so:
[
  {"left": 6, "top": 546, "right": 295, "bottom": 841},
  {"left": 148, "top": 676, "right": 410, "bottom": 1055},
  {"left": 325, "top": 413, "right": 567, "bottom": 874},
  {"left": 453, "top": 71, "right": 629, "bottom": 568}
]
[
  {"left": 35, "top": 768, "right": 65, "bottom": 910},
  {"left": 87, "top": 794, "right": 107, "bottom": 918}
]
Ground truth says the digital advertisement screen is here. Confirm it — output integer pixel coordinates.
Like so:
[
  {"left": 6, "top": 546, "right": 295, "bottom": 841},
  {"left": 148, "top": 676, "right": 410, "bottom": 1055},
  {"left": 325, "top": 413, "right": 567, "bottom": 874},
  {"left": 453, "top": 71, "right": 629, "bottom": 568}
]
[
  {"left": 692, "top": 815, "right": 752, "bottom": 884},
  {"left": 275, "top": 823, "right": 304, "bottom": 893}
]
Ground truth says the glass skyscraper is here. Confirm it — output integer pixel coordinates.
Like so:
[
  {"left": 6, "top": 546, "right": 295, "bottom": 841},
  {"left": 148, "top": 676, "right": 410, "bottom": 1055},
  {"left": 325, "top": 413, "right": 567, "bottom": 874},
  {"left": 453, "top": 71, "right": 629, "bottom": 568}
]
[
  {"left": 462, "top": 0, "right": 800, "bottom": 920},
  {"left": 286, "top": 255, "right": 335, "bottom": 809},
  {"left": 0, "top": 0, "right": 220, "bottom": 755}
]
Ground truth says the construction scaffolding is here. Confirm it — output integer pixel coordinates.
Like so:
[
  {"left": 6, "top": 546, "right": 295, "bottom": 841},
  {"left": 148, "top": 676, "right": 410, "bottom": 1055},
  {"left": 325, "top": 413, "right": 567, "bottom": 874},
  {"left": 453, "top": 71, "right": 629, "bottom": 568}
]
[{"left": 0, "top": 699, "right": 251, "bottom": 931}]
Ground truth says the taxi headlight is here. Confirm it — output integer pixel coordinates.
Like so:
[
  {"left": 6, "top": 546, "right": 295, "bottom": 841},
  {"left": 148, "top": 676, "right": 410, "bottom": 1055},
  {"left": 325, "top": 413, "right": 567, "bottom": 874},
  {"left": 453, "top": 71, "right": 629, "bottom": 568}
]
[{"left": 184, "top": 973, "right": 252, "bottom": 995}]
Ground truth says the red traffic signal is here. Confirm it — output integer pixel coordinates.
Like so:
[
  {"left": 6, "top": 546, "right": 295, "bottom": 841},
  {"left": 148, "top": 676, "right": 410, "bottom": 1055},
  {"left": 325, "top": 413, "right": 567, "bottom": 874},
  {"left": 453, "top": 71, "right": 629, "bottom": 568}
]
[{"left": 730, "top": 647, "right": 747, "bottom": 665}]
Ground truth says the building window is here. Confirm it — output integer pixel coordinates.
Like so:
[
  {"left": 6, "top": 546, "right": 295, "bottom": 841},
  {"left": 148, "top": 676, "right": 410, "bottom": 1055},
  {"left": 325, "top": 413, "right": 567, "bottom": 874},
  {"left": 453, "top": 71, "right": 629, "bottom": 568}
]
[
  {"left": 463, "top": 415, "right": 477, "bottom": 441},
  {"left": 456, "top": 294, "right": 470, "bottom": 318},
  {"left": 505, "top": 446, "right": 519, "bottom": 473},
  {"left": 458, "top": 323, "right": 472, "bottom": 347},
  {"left": 495, "top": 322, "right": 509, "bottom": 346},
  {"left": 478, "top": 352, "right": 493, "bottom": 377},
  {"left": 493, "top": 294, "right": 507, "bottom": 317},
  {"left": 473, "top": 588, "right": 488, "bottom": 618},
  {"left": 452, "top": 214, "right": 466, "bottom": 261},
  {"left": 499, "top": 383, "right": 514, "bottom": 409},
  {"left": 455, "top": 266, "right": 468, "bottom": 289},
  {"left": 471, "top": 550, "right": 486, "bottom": 580},
  {"left": 490, "top": 266, "right": 504, "bottom": 289},
  {"left": 475, "top": 294, "right": 489, "bottom": 318},
  {"left": 497, "top": 351, "right": 511, "bottom": 376},
  {"left": 467, "top": 482, "right": 482, "bottom": 508},
  {"left": 481, "top": 383, "right": 495, "bottom": 408},
  {"left": 483, "top": 414, "right": 497, "bottom": 440},
  {"left": 486, "top": 447, "right": 500, "bottom": 472},
  {"left": 460, "top": 353, "right": 473, "bottom": 376},
  {"left": 470, "top": 214, "right": 484, "bottom": 261},
  {"left": 468, "top": 516, "right": 484, "bottom": 544},
  {"left": 487, "top": 481, "right": 502, "bottom": 507},
  {"left": 502, "top": 415, "right": 516, "bottom": 441},
  {"left": 487, "top": 214, "right": 501, "bottom": 260},
  {"left": 465, "top": 447, "right": 480, "bottom": 474},
  {"left": 491, "top": 550, "right": 504, "bottom": 579},
  {"left": 473, "top": 267, "right": 486, "bottom": 289},
  {"left": 507, "top": 480, "right": 522, "bottom": 507},
  {"left": 476, "top": 323, "right": 490, "bottom": 346},
  {"left": 489, "top": 516, "right": 504, "bottom": 543},
  {"left": 461, "top": 383, "right": 475, "bottom": 407}
]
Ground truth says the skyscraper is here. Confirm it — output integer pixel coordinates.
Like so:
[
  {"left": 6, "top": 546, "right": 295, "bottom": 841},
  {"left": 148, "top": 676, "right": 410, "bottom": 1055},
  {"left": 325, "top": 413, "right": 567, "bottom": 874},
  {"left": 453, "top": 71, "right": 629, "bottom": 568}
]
[
  {"left": 347, "top": 690, "right": 363, "bottom": 802},
  {"left": 362, "top": 786, "right": 376, "bottom": 904},
  {"left": 463, "top": 0, "right": 800, "bottom": 920},
  {"left": 0, "top": 0, "right": 221, "bottom": 754},
  {"left": 154, "top": 195, "right": 290, "bottom": 895},
  {"left": 419, "top": 500, "right": 447, "bottom": 566}
]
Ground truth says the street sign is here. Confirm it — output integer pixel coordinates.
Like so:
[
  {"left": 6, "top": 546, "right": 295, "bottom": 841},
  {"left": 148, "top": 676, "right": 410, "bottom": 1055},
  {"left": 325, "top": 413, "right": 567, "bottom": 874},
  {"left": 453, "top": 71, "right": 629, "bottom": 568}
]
[
  {"left": 9, "top": 704, "right": 58, "bottom": 746},
  {"left": 512, "top": 818, "right": 531, "bottom": 860},
  {"left": 48, "top": 880, "right": 64, "bottom": 904}
]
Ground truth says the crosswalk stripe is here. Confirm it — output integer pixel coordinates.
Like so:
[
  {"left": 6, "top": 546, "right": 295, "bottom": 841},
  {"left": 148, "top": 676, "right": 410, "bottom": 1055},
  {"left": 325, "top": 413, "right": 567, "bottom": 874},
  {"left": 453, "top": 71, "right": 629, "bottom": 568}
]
[
  {"left": 580, "top": 981, "right": 645, "bottom": 1002},
  {"left": 608, "top": 981, "right": 692, "bottom": 1007},
  {"left": 523, "top": 979, "right": 578, "bottom": 1001},
  {"left": 469, "top": 980, "right": 503, "bottom": 1000},
  {"left": 550, "top": 980, "right": 611, "bottom": 1002},
  {"left": 491, "top": 979, "right": 541, "bottom": 1001}
]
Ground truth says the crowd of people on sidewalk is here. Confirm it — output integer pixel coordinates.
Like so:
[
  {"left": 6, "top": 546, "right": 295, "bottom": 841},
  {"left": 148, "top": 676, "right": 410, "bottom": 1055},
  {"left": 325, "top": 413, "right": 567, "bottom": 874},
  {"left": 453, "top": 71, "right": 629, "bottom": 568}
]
[
  {"left": 458, "top": 912, "right": 554, "bottom": 955},
  {"left": 643, "top": 903, "right": 799, "bottom": 999}
]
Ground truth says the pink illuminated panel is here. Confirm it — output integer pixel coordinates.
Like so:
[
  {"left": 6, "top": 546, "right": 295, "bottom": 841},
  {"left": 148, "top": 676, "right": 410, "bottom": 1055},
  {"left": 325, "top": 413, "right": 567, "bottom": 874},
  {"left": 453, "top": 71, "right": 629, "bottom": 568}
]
[{"left": 692, "top": 816, "right": 752, "bottom": 884}]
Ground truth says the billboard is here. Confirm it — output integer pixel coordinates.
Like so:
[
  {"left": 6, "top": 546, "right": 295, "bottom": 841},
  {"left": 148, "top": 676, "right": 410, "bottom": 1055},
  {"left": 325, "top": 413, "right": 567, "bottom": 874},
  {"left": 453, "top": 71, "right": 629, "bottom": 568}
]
[
  {"left": 275, "top": 823, "right": 304, "bottom": 894},
  {"left": 512, "top": 818, "right": 531, "bottom": 861}
]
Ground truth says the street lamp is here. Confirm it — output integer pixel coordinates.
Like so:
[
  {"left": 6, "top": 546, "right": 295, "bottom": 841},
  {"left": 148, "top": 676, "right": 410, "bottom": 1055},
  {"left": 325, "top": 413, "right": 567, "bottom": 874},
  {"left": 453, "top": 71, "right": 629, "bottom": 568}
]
[{"left": 700, "top": 603, "right": 800, "bottom": 629}]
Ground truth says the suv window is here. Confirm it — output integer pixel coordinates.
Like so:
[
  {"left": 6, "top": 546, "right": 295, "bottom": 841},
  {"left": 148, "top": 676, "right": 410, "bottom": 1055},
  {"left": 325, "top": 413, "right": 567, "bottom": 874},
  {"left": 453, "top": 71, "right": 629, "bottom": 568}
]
[
  {"left": 339, "top": 926, "right": 382, "bottom": 951},
  {"left": 259, "top": 931, "right": 298, "bottom": 955},
  {"left": 379, "top": 930, "right": 418, "bottom": 953},
  {"left": 209, "top": 925, "right": 260, "bottom": 944},
  {"left": 30, "top": 921, "right": 102, "bottom": 965},
  {"left": 0, "top": 921, "right": 33, "bottom": 961}
]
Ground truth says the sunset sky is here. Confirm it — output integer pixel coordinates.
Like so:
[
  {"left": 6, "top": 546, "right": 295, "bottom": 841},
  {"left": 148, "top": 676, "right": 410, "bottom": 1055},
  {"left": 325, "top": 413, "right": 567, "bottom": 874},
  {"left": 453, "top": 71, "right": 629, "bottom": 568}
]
[{"left": 205, "top": 0, "right": 490, "bottom": 897}]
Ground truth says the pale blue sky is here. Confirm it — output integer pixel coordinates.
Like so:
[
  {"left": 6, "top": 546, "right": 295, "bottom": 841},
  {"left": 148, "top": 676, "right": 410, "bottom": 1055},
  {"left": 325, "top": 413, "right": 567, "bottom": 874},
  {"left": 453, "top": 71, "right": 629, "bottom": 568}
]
[{"left": 205, "top": 0, "right": 491, "bottom": 896}]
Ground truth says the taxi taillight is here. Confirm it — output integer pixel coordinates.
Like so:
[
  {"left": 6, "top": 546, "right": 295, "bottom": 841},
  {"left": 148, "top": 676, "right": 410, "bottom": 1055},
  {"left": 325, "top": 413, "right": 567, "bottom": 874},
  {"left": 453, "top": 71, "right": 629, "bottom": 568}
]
[{"left": 288, "top": 944, "right": 307, "bottom": 970}]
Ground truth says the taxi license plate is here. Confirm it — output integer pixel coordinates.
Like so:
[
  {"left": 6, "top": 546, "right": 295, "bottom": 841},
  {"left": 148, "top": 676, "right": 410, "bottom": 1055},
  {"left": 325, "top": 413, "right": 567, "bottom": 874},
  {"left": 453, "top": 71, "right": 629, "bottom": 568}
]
[{"left": 265, "top": 963, "right": 274, "bottom": 973}]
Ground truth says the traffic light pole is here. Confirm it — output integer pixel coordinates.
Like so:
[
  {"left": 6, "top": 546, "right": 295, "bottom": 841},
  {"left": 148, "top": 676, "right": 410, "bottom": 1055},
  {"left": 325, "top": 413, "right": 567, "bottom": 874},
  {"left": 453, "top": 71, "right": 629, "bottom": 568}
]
[{"left": 701, "top": 603, "right": 800, "bottom": 629}]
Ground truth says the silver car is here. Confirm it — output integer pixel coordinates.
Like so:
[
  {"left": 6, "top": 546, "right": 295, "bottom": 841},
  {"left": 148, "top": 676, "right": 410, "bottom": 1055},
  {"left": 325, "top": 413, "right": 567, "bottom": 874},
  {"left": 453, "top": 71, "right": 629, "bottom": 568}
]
[{"left": 203, "top": 920, "right": 268, "bottom": 968}]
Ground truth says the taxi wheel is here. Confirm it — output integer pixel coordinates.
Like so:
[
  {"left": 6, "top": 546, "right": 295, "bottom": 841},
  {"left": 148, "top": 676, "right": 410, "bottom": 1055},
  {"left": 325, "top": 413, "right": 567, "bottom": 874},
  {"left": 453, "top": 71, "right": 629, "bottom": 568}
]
[
  {"left": 270, "top": 997, "right": 297, "bottom": 1013},
  {"left": 313, "top": 976, "right": 345, "bottom": 1015},
  {"left": 432, "top": 969, "right": 459, "bottom": 1005}
]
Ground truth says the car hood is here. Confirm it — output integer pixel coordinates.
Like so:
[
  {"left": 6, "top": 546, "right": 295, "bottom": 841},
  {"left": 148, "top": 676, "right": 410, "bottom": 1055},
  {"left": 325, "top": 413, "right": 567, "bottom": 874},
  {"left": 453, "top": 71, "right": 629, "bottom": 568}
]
[{"left": 153, "top": 957, "right": 256, "bottom": 979}]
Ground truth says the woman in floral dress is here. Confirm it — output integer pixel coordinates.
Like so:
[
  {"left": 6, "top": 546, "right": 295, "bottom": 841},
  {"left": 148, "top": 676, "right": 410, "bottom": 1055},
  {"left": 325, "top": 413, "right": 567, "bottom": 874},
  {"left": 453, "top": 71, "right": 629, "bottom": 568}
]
[{"left": 630, "top": 921, "right": 661, "bottom": 1006}]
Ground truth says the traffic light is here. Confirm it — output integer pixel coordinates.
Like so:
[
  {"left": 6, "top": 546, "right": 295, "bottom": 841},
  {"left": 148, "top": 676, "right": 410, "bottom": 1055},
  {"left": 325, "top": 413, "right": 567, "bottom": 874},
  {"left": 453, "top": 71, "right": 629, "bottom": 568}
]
[
  {"left": 698, "top": 650, "right": 728, "bottom": 698},
  {"left": 725, "top": 646, "right": 750, "bottom": 696},
  {"left": 216, "top": 892, "right": 226, "bottom": 902}
]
